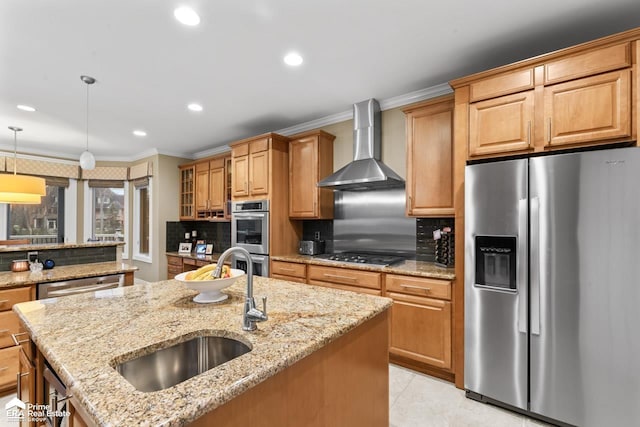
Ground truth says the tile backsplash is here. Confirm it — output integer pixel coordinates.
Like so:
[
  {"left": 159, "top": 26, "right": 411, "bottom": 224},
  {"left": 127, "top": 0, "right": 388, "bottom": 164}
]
[
  {"left": 0, "top": 246, "right": 117, "bottom": 271},
  {"left": 301, "top": 220, "right": 334, "bottom": 253},
  {"left": 166, "top": 221, "right": 231, "bottom": 253}
]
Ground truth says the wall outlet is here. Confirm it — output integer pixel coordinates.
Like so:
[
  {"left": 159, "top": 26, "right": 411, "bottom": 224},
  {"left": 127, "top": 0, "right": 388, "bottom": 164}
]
[
  {"left": 27, "top": 251, "right": 38, "bottom": 263},
  {"left": 314, "top": 231, "right": 321, "bottom": 240}
]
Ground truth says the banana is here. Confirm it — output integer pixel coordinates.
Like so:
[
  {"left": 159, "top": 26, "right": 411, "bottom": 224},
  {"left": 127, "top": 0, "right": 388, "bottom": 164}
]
[{"left": 185, "top": 263, "right": 217, "bottom": 280}]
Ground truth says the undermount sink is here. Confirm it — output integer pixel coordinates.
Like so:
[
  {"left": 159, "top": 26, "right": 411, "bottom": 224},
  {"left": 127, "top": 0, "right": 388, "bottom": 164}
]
[{"left": 115, "top": 336, "right": 251, "bottom": 392}]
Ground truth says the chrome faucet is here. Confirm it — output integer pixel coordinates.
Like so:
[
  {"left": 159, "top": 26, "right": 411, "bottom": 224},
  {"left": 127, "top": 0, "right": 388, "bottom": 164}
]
[{"left": 212, "top": 246, "right": 267, "bottom": 331}]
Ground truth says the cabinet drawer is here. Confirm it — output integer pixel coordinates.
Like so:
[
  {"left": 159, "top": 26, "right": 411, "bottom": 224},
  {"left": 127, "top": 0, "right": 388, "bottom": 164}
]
[
  {"left": 310, "top": 281, "right": 382, "bottom": 296},
  {"left": 183, "top": 258, "right": 197, "bottom": 266},
  {"left": 386, "top": 275, "right": 451, "bottom": 300},
  {"left": 168, "top": 265, "right": 182, "bottom": 274},
  {"left": 470, "top": 68, "right": 534, "bottom": 102},
  {"left": 544, "top": 42, "right": 630, "bottom": 85},
  {"left": 272, "top": 261, "right": 306, "bottom": 279},
  {"left": 0, "top": 346, "right": 19, "bottom": 389},
  {"left": 308, "top": 265, "right": 381, "bottom": 290},
  {"left": 0, "top": 311, "right": 23, "bottom": 349},
  {"left": 167, "top": 256, "right": 183, "bottom": 266},
  {"left": 0, "top": 287, "right": 32, "bottom": 312},
  {"left": 271, "top": 273, "right": 307, "bottom": 284}
]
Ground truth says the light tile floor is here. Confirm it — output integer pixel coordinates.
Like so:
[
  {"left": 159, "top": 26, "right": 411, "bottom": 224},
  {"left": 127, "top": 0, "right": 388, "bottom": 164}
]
[
  {"left": 390, "top": 364, "right": 552, "bottom": 427},
  {"left": 1, "top": 366, "right": 552, "bottom": 426}
]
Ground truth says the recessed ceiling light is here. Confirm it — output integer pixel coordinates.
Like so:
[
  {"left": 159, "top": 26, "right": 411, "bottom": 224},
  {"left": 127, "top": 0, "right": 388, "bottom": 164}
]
[
  {"left": 174, "top": 6, "right": 200, "bottom": 26},
  {"left": 188, "top": 103, "right": 203, "bottom": 112},
  {"left": 284, "top": 52, "right": 303, "bottom": 66},
  {"left": 17, "top": 104, "right": 36, "bottom": 112},
  {"left": 133, "top": 130, "right": 147, "bottom": 137}
]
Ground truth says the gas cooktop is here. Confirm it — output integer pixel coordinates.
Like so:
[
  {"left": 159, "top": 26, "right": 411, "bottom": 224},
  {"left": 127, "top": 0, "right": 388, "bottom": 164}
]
[{"left": 314, "top": 252, "right": 406, "bottom": 267}]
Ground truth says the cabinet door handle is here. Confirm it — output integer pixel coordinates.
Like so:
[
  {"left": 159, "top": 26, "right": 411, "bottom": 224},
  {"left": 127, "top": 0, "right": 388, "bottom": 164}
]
[
  {"left": 408, "top": 195, "right": 413, "bottom": 209},
  {"left": 279, "top": 268, "right": 295, "bottom": 272},
  {"left": 547, "top": 118, "right": 552, "bottom": 143},
  {"left": 11, "top": 332, "right": 29, "bottom": 346},
  {"left": 0, "top": 367, "right": 8, "bottom": 372},
  {"left": 527, "top": 120, "right": 531, "bottom": 145},
  {"left": 16, "top": 371, "right": 29, "bottom": 400},
  {"left": 0, "top": 299, "right": 9, "bottom": 305},
  {"left": 323, "top": 273, "right": 357, "bottom": 281},
  {"left": 0, "top": 329, "right": 9, "bottom": 334},
  {"left": 400, "top": 284, "right": 431, "bottom": 292}
]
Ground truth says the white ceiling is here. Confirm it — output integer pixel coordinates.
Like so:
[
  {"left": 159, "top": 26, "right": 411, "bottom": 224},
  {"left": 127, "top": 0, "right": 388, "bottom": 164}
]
[{"left": 1, "top": 0, "right": 639, "bottom": 162}]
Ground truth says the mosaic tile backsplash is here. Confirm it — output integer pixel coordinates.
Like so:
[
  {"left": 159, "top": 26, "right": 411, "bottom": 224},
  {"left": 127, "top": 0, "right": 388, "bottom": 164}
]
[
  {"left": 166, "top": 221, "right": 231, "bottom": 253},
  {"left": 0, "top": 246, "right": 117, "bottom": 271}
]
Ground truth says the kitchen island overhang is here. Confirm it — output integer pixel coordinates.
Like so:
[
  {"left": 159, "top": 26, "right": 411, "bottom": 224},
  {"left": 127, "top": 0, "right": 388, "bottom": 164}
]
[{"left": 14, "top": 275, "right": 392, "bottom": 426}]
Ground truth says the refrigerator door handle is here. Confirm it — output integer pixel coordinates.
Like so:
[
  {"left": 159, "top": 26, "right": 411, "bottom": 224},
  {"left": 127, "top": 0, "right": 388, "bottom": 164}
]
[
  {"left": 530, "top": 196, "right": 541, "bottom": 336},
  {"left": 517, "top": 198, "right": 528, "bottom": 334}
]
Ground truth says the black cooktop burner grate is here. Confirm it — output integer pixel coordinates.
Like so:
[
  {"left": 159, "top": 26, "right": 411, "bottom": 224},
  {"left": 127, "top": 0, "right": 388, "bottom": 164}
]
[{"left": 315, "top": 252, "right": 405, "bottom": 267}]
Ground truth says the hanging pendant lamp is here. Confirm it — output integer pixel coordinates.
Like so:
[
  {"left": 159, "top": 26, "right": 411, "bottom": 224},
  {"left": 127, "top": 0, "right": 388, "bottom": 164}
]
[
  {"left": 79, "top": 75, "right": 96, "bottom": 170},
  {"left": 0, "top": 127, "right": 46, "bottom": 204}
]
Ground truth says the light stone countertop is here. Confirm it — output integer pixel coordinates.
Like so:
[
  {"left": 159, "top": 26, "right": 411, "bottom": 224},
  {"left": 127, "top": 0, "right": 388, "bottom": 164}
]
[
  {"left": 0, "top": 262, "right": 138, "bottom": 290},
  {"left": 13, "top": 276, "right": 392, "bottom": 426},
  {"left": 271, "top": 254, "right": 456, "bottom": 280},
  {"left": 0, "top": 241, "right": 124, "bottom": 253}
]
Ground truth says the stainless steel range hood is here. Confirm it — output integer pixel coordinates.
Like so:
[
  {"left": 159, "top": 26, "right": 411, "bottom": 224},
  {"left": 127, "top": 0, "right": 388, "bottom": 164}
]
[{"left": 317, "top": 99, "right": 404, "bottom": 191}]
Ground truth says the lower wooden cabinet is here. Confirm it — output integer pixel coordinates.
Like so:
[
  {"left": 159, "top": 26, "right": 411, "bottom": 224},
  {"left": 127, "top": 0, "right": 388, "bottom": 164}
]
[
  {"left": 18, "top": 348, "right": 35, "bottom": 409},
  {"left": 167, "top": 255, "right": 183, "bottom": 279},
  {"left": 271, "top": 260, "right": 307, "bottom": 284},
  {"left": 386, "top": 274, "right": 453, "bottom": 373},
  {"left": 0, "top": 346, "right": 20, "bottom": 391},
  {"left": 388, "top": 292, "right": 452, "bottom": 370}
]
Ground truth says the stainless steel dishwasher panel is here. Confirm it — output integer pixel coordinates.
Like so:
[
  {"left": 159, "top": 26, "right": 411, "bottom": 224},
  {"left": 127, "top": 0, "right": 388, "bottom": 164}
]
[{"left": 37, "top": 274, "right": 124, "bottom": 299}]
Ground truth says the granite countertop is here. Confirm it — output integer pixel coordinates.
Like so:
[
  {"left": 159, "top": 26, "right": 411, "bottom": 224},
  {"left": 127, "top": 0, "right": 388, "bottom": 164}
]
[
  {"left": 13, "top": 277, "right": 392, "bottom": 426},
  {"left": 271, "top": 254, "right": 456, "bottom": 280},
  {"left": 166, "top": 252, "right": 224, "bottom": 262},
  {"left": 0, "top": 241, "right": 125, "bottom": 253},
  {"left": 0, "top": 262, "right": 138, "bottom": 290}
]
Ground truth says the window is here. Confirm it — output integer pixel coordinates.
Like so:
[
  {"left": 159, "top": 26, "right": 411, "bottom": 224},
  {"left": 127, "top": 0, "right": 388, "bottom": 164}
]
[
  {"left": 90, "top": 187, "right": 125, "bottom": 242},
  {"left": 133, "top": 178, "right": 151, "bottom": 262},
  {"left": 8, "top": 184, "right": 65, "bottom": 244},
  {"left": 83, "top": 181, "right": 128, "bottom": 257}
]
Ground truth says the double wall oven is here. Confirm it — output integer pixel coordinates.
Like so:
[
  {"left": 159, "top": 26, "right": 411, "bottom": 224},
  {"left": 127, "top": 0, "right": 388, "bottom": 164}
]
[{"left": 231, "top": 200, "right": 269, "bottom": 277}]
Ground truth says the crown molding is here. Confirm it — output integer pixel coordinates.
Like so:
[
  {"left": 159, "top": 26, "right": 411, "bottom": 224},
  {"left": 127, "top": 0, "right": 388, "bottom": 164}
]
[
  {"left": 276, "top": 82, "right": 453, "bottom": 136},
  {"left": 192, "top": 144, "right": 231, "bottom": 159}
]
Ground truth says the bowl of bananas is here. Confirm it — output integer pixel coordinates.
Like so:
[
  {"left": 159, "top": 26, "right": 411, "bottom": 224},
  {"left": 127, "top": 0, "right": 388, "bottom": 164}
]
[{"left": 174, "top": 264, "right": 245, "bottom": 303}]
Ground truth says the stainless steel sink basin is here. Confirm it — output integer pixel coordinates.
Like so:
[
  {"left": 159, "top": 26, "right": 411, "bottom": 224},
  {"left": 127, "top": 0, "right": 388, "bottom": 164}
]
[{"left": 115, "top": 336, "right": 251, "bottom": 392}]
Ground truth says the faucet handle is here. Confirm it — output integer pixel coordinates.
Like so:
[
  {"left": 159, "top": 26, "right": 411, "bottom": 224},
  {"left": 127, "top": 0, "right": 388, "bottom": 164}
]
[{"left": 261, "top": 296, "right": 267, "bottom": 315}]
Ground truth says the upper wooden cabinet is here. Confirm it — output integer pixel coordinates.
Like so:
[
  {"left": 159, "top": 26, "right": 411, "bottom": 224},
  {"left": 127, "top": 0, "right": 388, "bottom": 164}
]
[
  {"left": 230, "top": 133, "right": 289, "bottom": 201},
  {"left": 179, "top": 164, "right": 195, "bottom": 220},
  {"left": 451, "top": 33, "right": 639, "bottom": 159},
  {"left": 404, "top": 95, "right": 455, "bottom": 217},
  {"left": 288, "top": 130, "right": 335, "bottom": 219},
  {"left": 194, "top": 155, "right": 230, "bottom": 220}
]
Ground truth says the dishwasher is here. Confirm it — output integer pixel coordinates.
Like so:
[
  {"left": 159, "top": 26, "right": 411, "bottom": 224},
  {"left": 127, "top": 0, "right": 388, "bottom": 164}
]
[{"left": 37, "top": 274, "right": 125, "bottom": 299}]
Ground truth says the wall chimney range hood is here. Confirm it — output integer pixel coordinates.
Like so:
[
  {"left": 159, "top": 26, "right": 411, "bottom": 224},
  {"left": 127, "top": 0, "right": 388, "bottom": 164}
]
[{"left": 317, "top": 99, "right": 404, "bottom": 191}]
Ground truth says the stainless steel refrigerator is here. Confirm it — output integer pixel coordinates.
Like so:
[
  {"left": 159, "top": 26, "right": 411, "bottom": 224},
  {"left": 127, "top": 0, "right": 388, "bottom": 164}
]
[{"left": 465, "top": 147, "right": 640, "bottom": 426}]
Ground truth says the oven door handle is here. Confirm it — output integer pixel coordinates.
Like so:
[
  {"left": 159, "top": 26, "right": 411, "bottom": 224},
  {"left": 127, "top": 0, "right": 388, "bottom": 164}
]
[
  {"left": 234, "top": 214, "right": 266, "bottom": 220},
  {"left": 46, "top": 282, "right": 119, "bottom": 297}
]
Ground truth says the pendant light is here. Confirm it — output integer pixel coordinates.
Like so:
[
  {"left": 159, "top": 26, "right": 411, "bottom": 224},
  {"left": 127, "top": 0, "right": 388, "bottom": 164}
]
[
  {"left": 79, "top": 75, "right": 96, "bottom": 170},
  {"left": 0, "top": 127, "right": 46, "bottom": 204}
]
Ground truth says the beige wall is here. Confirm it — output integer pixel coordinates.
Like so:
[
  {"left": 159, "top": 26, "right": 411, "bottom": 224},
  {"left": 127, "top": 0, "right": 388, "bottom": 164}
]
[{"left": 319, "top": 105, "right": 407, "bottom": 178}]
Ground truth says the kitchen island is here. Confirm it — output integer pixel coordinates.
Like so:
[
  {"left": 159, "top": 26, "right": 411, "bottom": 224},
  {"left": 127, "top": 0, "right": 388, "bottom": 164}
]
[{"left": 13, "top": 276, "right": 392, "bottom": 426}]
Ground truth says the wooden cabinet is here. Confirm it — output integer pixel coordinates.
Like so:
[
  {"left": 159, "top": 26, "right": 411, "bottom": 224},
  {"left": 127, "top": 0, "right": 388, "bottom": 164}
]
[
  {"left": 271, "top": 260, "right": 307, "bottom": 284},
  {"left": 468, "top": 90, "right": 534, "bottom": 156},
  {"left": 404, "top": 96, "right": 455, "bottom": 216},
  {"left": 195, "top": 155, "right": 231, "bottom": 220},
  {"left": 308, "top": 265, "right": 381, "bottom": 295},
  {"left": 454, "top": 39, "right": 636, "bottom": 160},
  {"left": 544, "top": 69, "right": 631, "bottom": 147},
  {"left": 0, "top": 285, "right": 33, "bottom": 393},
  {"left": 167, "top": 255, "right": 183, "bottom": 279},
  {"left": 18, "top": 347, "right": 34, "bottom": 409},
  {"left": 386, "top": 274, "right": 452, "bottom": 371},
  {"left": 179, "top": 164, "right": 195, "bottom": 220},
  {"left": 231, "top": 137, "right": 271, "bottom": 199},
  {"left": 288, "top": 130, "right": 335, "bottom": 219}
]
